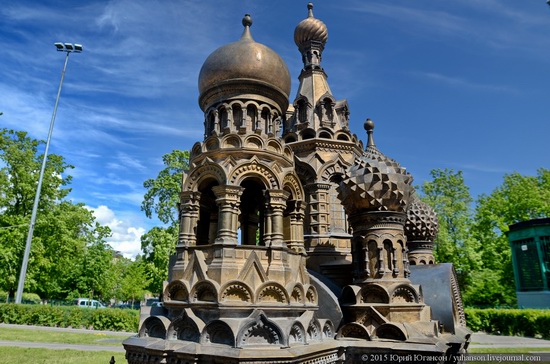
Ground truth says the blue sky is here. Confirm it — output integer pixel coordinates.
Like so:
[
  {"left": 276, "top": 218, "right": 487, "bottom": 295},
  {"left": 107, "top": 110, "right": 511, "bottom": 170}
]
[{"left": 1, "top": 1, "right": 549, "bottom": 258}]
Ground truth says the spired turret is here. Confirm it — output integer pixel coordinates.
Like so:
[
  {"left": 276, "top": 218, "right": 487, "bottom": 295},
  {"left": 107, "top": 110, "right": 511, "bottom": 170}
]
[
  {"left": 294, "top": 2, "right": 328, "bottom": 71},
  {"left": 284, "top": 3, "right": 354, "bottom": 139},
  {"left": 283, "top": 3, "right": 363, "bottom": 277}
]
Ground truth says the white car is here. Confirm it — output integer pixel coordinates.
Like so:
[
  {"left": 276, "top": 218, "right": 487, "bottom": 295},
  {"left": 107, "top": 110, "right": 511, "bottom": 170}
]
[{"left": 73, "top": 298, "right": 106, "bottom": 309}]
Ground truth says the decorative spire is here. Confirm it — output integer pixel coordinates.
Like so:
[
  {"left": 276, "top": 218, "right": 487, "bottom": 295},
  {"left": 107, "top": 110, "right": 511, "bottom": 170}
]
[
  {"left": 294, "top": 2, "right": 328, "bottom": 70},
  {"left": 241, "top": 14, "right": 254, "bottom": 41}
]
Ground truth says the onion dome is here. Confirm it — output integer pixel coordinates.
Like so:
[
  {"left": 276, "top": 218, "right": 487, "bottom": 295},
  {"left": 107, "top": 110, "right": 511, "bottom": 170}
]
[
  {"left": 198, "top": 14, "right": 291, "bottom": 113},
  {"left": 405, "top": 195, "right": 439, "bottom": 241},
  {"left": 337, "top": 119, "right": 413, "bottom": 214},
  {"left": 294, "top": 3, "right": 328, "bottom": 51}
]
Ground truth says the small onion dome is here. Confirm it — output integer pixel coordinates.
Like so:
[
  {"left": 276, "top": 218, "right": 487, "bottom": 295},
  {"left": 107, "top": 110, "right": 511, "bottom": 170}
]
[
  {"left": 337, "top": 119, "right": 413, "bottom": 214},
  {"left": 405, "top": 195, "right": 439, "bottom": 241},
  {"left": 198, "top": 14, "right": 291, "bottom": 113},
  {"left": 294, "top": 3, "right": 328, "bottom": 51}
]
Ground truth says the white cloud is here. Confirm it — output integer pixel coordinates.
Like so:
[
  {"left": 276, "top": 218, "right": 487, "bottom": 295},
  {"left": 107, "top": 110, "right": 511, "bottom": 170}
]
[
  {"left": 414, "top": 72, "right": 516, "bottom": 94},
  {"left": 86, "top": 204, "right": 145, "bottom": 259}
]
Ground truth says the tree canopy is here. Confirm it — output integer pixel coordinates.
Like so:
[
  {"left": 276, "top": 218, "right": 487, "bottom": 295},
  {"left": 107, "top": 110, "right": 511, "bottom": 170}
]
[
  {"left": 419, "top": 168, "right": 550, "bottom": 307},
  {"left": 0, "top": 129, "right": 127, "bottom": 302}
]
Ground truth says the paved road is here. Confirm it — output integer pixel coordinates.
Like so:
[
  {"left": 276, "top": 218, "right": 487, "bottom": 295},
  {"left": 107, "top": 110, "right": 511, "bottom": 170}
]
[
  {"left": 471, "top": 332, "right": 550, "bottom": 349},
  {"left": 2, "top": 324, "right": 550, "bottom": 352}
]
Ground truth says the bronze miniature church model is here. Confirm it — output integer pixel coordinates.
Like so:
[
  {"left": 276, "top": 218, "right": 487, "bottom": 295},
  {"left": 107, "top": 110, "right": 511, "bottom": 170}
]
[{"left": 124, "top": 4, "right": 470, "bottom": 363}]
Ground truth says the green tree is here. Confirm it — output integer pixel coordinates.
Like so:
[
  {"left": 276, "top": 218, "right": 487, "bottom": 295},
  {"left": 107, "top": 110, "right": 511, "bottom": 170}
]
[
  {"left": 31, "top": 202, "right": 99, "bottom": 300},
  {"left": 0, "top": 129, "right": 72, "bottom": 299},
  {"left": 74, "top": 237, "right": 114, "bottom": 301},
  {"left": 140, "top": 150, "right": 189, "bottom": 295},
  {"left": 418, "top": 169, "right": 481, "bottom": 293}
]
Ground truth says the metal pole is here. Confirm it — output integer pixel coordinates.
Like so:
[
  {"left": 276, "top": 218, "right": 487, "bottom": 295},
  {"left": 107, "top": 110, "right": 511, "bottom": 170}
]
[{"left": 15, "top": 51, "right": 71, "bottom": 304}]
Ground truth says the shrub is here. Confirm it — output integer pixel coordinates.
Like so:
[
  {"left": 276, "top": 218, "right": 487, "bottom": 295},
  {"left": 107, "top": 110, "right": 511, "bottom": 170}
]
[
  {"left": 0, "top": 291, "right": 41, "bottom": 304},
  {"left": 465, "top": 308, "right": 550, "bottom": 339},
  {"left": 0, "top": 303, "right": 138, "bottom": 332}
]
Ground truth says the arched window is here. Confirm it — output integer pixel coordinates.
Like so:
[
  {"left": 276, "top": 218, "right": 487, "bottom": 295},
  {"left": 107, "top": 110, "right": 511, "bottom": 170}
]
[
  {"left": 219, "top": 107, "right": 229, "bottom": 131},
  {"left": 322, "top": 98, "right": 333, "bottom": 122},
  {"left": 207, "top": 112, "right": 216, "bottom": 136},
  {"left": 232, "top": 104, "right": 243, "bottom": 129},
  {"left": 297, "top": 100, "right": 307, "bottom": 124},
  {"left": 261, "top": 108, "right": 271, "bottom": 134},
  {"left": 247, "top": 105, "right": 257, "bottom": 130}
]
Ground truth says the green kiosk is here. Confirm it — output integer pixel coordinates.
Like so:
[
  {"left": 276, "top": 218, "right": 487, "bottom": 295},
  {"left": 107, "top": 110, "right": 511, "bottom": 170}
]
[{"left": 508, "top": 218, "right": 550, "bottom": 308}]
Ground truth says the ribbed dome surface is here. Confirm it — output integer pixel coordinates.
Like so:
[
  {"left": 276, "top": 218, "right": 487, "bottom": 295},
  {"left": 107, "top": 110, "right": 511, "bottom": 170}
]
[
  {"left": 198, "top": 15, "right": 291, "bottom": 111},
  {"left": 294, "top": 3, "right": 328, "bottom": 51},
  {"left": 405, "top": 196, "right": 439, "bottom": 241}
]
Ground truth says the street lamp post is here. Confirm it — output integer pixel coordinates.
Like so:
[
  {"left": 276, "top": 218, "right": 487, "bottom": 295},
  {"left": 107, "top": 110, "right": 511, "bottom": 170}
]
[{"left": 15, "top": 43, "right": 83, "bottom": 304}]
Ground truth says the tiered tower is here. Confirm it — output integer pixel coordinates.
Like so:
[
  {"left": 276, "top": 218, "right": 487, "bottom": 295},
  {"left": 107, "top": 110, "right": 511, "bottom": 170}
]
[
  {"left": 284, "top": 4, "right": 363, "bottom": 278},
  {"left": 337, "top": 120, "right": 433, "bottom": 338},
  {"left": 124, "top": 14, "right": 340, "bottom": 364}
]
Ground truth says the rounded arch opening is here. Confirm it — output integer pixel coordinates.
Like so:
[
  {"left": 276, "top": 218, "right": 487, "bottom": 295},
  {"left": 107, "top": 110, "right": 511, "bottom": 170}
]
[
  {"left": 197, "top": 179, "right": 220, "bottom": 245},
  {"left": 301, "top": 129, "right": 315, "bottom": 140},
  {"left": 239, "top": 178, "right": 267, "bottom": 246},
  {"left": 318, "top": 131, "right": 331, "bottom": 139},
  {"left": 232, "top": 103, "right": 244, "bottom": 129}
]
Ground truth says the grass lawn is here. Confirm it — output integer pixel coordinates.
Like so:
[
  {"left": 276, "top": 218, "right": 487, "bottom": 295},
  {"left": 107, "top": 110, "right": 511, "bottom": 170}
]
[
  {"left": 0, "top": 347, "right": 123, "bottom": 364},
  {"left": 0, "top": 327, "right": 130, "bottom": 346},
  {"left": 2, "top": 326, "right": 550, "bottom": 363}
]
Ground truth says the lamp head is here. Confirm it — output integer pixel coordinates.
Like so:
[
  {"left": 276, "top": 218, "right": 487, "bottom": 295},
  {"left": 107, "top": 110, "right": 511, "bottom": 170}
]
[{"left": 54, "top": 42, "right": 83, "bottom": 53}]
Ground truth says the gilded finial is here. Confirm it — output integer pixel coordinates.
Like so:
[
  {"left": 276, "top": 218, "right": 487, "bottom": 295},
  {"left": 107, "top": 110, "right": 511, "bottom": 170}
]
[
  {"left": 242, "top": 14, "right": 252, "bottom": 27},
  {"left": 241, "top": 14, "right": 254, "bottom": 41},
  {"left": 307, "top": 3, "right": 314, "bottom": 17}
]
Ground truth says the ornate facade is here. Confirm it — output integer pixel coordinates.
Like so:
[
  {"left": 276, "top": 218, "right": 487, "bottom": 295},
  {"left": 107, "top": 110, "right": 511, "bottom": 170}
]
[{"left": 124, "top": 4, "right": 470, "bottom": 364}]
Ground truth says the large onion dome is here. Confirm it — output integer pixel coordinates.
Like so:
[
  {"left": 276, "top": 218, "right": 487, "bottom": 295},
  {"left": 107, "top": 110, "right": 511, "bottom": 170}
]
[
  {"left": 294, "top": 3, "right": 328, "bottom": 51},
  {"left": 405, "top": 195, "right": 439, "bottom": 241},
  {"left": 198, "top": 14, "right": 291, "bottom": 113},
  {"left": 338, "top": 119, "right": 413, "bottom": 215}
]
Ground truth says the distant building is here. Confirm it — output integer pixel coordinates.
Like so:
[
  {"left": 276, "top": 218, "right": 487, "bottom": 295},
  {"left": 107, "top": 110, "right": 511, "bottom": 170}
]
[{"left": 508, "top": 218, "right": 550, "bottom": 309}]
